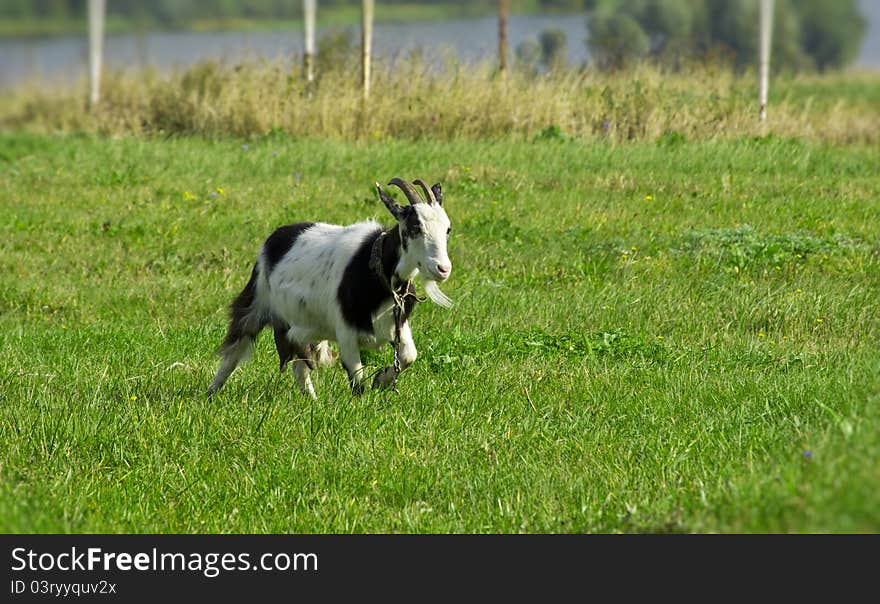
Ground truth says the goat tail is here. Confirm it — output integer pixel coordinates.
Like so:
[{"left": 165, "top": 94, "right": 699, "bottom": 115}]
[
  {"left": 220, "top": 263, "right": 267, "bottom": 353},
  {"left": 208, "top": 263, "right": 268, "bottom": 396}
]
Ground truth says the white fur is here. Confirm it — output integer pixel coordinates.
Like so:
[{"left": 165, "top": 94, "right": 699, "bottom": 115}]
[
  {"left": 422, "top": 278, "right": 453, "bottom": 308},
  {"left": 409, "top": 203, "right": 453, "bottom": 283}
]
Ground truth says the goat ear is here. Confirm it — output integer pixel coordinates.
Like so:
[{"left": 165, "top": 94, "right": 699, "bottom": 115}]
[
  {"left": 376, "top": 183, "right": 405, "bottom": 221},
  {"left": 431, "top": 183, "right": 443, "bottom": 205}
]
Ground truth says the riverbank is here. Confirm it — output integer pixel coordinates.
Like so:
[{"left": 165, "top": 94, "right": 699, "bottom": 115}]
[{"left": 0, "top": 1, "right": 567, "bottom": 39}]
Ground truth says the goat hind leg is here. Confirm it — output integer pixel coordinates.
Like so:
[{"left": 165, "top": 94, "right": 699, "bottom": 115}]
[
  {"left": 207, "top": 338, "right": 254, "bottom": 397},
  {"left": 293, "top": 359, "right": 317, "bottom": 399}
]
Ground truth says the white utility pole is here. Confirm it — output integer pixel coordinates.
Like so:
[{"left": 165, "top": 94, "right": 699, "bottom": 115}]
[
  {"left": 303, "top": 0, "right": 316, "bottom": 83},
  {"left": 759, "top": 0, "right": 774, "bottom": 121},
  {"left": 88, "top": 0, "right": 105, "bottom": 106},
  {"left": 361, "top": 0, "right": 374, "bottom": 100}
]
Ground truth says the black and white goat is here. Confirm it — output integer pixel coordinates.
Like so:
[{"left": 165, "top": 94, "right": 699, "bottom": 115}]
[{"left": 207, "top": 178, "right": 453, "bottom": 398}]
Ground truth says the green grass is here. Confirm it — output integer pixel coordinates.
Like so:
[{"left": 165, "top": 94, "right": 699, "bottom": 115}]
[{"left": 0, "top": 132, "right": 878, "bottom": 533}]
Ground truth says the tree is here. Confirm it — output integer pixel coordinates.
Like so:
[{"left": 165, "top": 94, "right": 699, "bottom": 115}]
[
  {"left": 585, "top": 0, "right": 867, "bottom": 71},
  {"left": 795, "top": 0, "right": 867, "bottom": 70},
  {"left": 640, "top": 0, "right": 692, "bottom": 52}
]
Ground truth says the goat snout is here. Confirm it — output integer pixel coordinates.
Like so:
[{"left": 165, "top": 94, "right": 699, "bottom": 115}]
[{"left": 436, "top": 263, "right": 451, "bottom": 279}]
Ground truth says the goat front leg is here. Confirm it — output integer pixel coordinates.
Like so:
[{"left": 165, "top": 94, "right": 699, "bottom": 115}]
[
  {"left": 373, "top": 321, "right": 417, "bottom": 390},
  {"left": 336, "top": 329, "right": 366, "bottom": 395}
]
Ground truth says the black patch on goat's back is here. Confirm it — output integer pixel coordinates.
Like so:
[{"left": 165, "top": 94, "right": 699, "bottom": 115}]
[
  {"left": 337, "top": 226, "right": 413, "bottom": 334},
  {"left": 263, "top": 222, "right": 315, "bottom": 274}
]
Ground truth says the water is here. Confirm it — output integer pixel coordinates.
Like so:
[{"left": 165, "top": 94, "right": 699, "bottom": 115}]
[
  {"left": 0, "top": 14, "right": 591, "bottom": 89},
  {"left": 858, "top": 0, "right": 880, "bottom": 70},
  {"left": 1, "top": 6, "right": 879, "bottom": 90}
]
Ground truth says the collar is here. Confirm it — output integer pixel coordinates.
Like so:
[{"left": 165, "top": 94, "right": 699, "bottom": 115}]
[{"left": 369, "top": 227, "right": 406, "bottom": 296}]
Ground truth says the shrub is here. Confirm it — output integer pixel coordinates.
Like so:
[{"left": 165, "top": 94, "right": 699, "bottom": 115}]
[
  {"left": 587, "top": 10, "right": 650, "bottom": 69},
  {"left": 539, "top": 27, "right": 568, "bottom": 70}
]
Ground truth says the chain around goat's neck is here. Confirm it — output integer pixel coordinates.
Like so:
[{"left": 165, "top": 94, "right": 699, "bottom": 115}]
[
  {"left": 369, "top": 227, "right": 424, "bottom": 375},
  {"left": 369, "top": 227, "right": 409, "bottom": 306}
]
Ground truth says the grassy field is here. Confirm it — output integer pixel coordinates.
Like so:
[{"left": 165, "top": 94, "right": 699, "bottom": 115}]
[
  {"left": 5, "top": 61, "right": 879, "bottom": 144},
  {"left": 0, "top": 131, "right": 877, "bottom": 533}
]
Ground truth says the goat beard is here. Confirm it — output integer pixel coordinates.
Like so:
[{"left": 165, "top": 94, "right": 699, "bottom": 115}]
[{"left": 421, "top": 276, "right": 453, "bottom": 308}]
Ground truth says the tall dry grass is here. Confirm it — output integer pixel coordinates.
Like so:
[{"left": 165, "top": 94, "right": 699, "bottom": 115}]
[{"left": 2, "top": 58, "right": 878, "bottom": 143}]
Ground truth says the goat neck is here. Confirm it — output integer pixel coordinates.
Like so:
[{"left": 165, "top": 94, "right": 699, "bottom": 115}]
[{"left": 371, "top": 224, "right": 413, "bottom": 291}]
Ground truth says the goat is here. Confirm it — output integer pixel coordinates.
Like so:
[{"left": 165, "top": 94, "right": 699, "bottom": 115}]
[{"left": 207, "top": 178, "right": 453, "bottom": 398}]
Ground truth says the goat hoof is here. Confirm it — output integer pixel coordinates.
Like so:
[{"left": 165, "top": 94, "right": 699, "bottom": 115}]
[
  {"left": 351, "top": 382, "right": 366, "bottom": 396},
  {"left": 372, "top": 367, "right": 397, "bottom": 390}
]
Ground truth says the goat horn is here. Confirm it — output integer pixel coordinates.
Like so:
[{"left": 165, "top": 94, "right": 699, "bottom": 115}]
[
  {"left": 388, "top": 178, "right": 424, "bottom": 205},
  {"left": 412, "top": 179, "right": 437, "bottom": 204}
]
